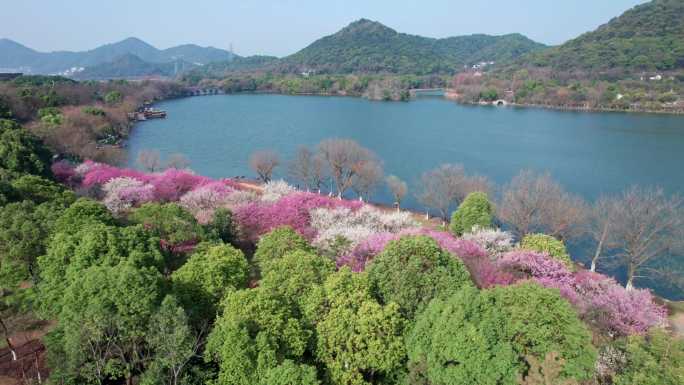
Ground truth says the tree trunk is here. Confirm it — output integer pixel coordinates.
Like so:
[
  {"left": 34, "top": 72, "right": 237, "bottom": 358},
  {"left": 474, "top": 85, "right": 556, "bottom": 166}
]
[
  {"left": 0, "top": 317, "right": 16, "bottom": 361},
  {"left": 591, "top": 225, "right": 608, "bottom": 272},
  {"left": 625, "top": 264, "right": 636, "bottom": 291}
]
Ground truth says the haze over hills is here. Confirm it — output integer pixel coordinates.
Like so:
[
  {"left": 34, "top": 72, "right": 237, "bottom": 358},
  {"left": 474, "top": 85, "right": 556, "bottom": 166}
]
[
  {"left": 522, "top": 0, "right": 684, "bottom": 72},
  {"left": 0, "top": 37, "right": 236, "bottom": 75},
  {"left": 71, "top": 53, "right": 192, "bottom": 80}
]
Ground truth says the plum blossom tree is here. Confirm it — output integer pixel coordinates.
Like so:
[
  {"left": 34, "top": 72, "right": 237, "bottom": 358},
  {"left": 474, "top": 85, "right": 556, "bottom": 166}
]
[
  {"left": 261, "top": 180, "right": 297, "bottom": 202},
  {"left": 461, "top": 226, "right": 515, "bottom": 260},
  {"left": 234, "top": 192, "right": 362, "bottom": 241},
  {"left": 310, "top": 206, "right": 417, "bottom": 257},
  {"left": 102, "top": 177, "right": 155, "bottom": 215},
  {"left": 179, "top": 182, "right": 235, "bottom": 224}
]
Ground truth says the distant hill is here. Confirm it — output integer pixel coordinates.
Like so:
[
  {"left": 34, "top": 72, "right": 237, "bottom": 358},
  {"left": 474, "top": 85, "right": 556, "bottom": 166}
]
[
  {"left": 0, "top": 37, "right": 235, "bottom": 75},
  {"left": 276, "top": 19, "right": 546, "bottom": 74},
  {"left": 527, "top": 0, "right": 684, "bottom": 72},
  {"left": 72, "top": 53, "right": 193, "bottom": 80}
]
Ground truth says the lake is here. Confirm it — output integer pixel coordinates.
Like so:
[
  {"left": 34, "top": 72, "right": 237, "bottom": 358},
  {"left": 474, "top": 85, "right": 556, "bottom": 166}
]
[{"left": 128, "top": 94, "right": 684, "bottom": 298}]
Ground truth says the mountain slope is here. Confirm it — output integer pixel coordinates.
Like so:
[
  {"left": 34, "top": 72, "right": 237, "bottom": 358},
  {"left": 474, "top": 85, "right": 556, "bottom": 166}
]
[
  {"left": 529, "top": 0, "right": 684, "bottom": 71},
  {"left": 0, "top": 37, "right": 234, "bottom": 74},
  {"left": 0, "top": 39, "right": 41, "bottom": 69},
  {"left": 278, "top": 19, "right": 546, "bottom": 74}
]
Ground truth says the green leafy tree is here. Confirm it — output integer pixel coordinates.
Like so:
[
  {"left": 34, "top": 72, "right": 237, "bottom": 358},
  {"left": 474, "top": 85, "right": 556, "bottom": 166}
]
[
  {"left": 205, "top": 207, "right": 237, "bottom": 245},
  {"left": 10, "top": 174, "right": 76, "bottom": 206},
  {"left": 146, "top": 295, "right": 198, "bottom": 385},
  {"left": 0, "top": 128, "right": 53, "bottom": 177},
  {"left": 130, "top": 203, "right": 206, "bottom": 246},
  {"left": 0, "top": 200, "right": 64, "bottom": 286},
  {"left": 37, "top": 222, "right": 164, "bottom": 318},
  {"left": 406, "top": 286, "right": 520, "bottom": 385},
  {"left": 260, "top": 250, "right": 335, "bottom": 323},
  {"left": 171, "top": 244, "right": 248, "bottom": 323},
  {"left": 205, "top": 288, "right": 313, "bottom": 385},
  {"left": 489, "top": 282, "right": 596, "bottom": 380},
  {"left": 518, "top": 352, "right": 579, "bottom": 385},
  {"left": 520, "top": 234, "right": 573, "bottom": 268},
  {"left": 260, "top": 360, "right": 320, "bottom": 385},
  {"left": 46, "top": 262, "right": 164, "bottom": 384},
  {"left": 450, "top": 192, "right": 494, "bottom": 235},
  {"left": 253, "top": 226, "right": 314, "bottom": 272},
  {"left": 367, "top": 235, "right": 473, "bottom": 318},
  {"left": 0, "top": 119, "right": 20, "bottom": 133},
  {"left": 614, "top": 330, "right": 684, "bottom": 385},
  {"left": 314, "top": 268, "right": 406, "bottom": 385},
  {"left": 53, "top": 198, "right": 115, "bottom": 235}
]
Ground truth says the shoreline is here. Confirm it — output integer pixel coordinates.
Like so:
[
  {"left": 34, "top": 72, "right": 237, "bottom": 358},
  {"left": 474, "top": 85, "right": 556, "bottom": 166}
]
[{"left": 168, "top": 87, "right": 684, "bottom": 116}]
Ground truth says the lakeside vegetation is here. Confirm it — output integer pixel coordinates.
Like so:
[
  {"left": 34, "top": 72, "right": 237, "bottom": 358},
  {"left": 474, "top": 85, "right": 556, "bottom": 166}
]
[
  {"left": 0, "top": 123, "right": 682, "bottom": 383},
  {"left": 451, "top": 0, "right": 684, "bottom": 113}
]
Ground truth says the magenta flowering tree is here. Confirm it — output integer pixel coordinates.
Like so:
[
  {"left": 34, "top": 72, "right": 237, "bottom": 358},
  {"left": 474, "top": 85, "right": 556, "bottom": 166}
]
[
  {"left": 81, "top": 162, "right": 150, "bottom": 188},
  {"left": 498, "top": 250, "right": 575, "bottom": 285},
  {"left": 51, "top": 160, "right": 77, "bottom": 185},
  {"left": 234, "top": 192, "right": 362, "bottom": 241},
  {"left": 337, "top": 228, "right": 513, "bottom": 288},
  {"left": 149, "top": 168, "right": 213, "bottom": 202},
  {"left": 572, "top": 271, "right": 667, "bottom": 336},
  {"left": 497, "top": 251, "right": 666, "bottom": 336}
]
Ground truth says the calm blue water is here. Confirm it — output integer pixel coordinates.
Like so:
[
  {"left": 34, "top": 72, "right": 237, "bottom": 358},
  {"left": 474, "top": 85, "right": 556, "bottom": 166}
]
[{"left": 128, "top": 94, "right": 684, "bottom": 298}]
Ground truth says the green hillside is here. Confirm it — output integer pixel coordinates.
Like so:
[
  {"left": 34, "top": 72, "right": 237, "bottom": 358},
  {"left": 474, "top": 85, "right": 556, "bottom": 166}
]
[
  {"left": 278, "top": 19, "right": 546, "bottom": 75},
  {"left": 529, "top": 0, "right": 684, "bottom": 72}
]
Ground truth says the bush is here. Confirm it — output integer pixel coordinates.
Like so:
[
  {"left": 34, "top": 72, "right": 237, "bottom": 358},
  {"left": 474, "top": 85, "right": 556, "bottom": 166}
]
[
  {"left": 82, "top": 106, "right": 106, "bottom": 116},
  {"left": 104, "top": 90, "right": 123, "bottom": 104},
  {"left": 253, "top": 226, "right": 314, "bottom": 272},
  {"left": 613, "top": 329, "right": 684, "bottom": 385},
  {"left": 461, "top": 226, "right": 514, "bottom": 260},
  {"left": 520, "top": 234, "right": 572, "bottom": 268},
  {"left": 367, "top": 235, "right": 473, "bottom": 318},
  {"left": 449, "top": 192, "right": 494, "bottom": 236}
]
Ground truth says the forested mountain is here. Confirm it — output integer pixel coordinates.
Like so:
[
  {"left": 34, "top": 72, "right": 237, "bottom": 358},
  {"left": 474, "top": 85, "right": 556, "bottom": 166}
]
[
  {"left": 527, "top": 0, "right": 684, "bottom": 72},
  {"left": 0, "top": 37, "right": 235, "bottom": 74},
  {"left": 277, "top": 19, "right": 546, "bottom": 74}
]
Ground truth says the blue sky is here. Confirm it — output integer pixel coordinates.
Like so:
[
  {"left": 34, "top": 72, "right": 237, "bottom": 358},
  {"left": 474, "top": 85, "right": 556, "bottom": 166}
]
[{"left": 1, "top": 0, "right": 647, "bottom": 57}]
